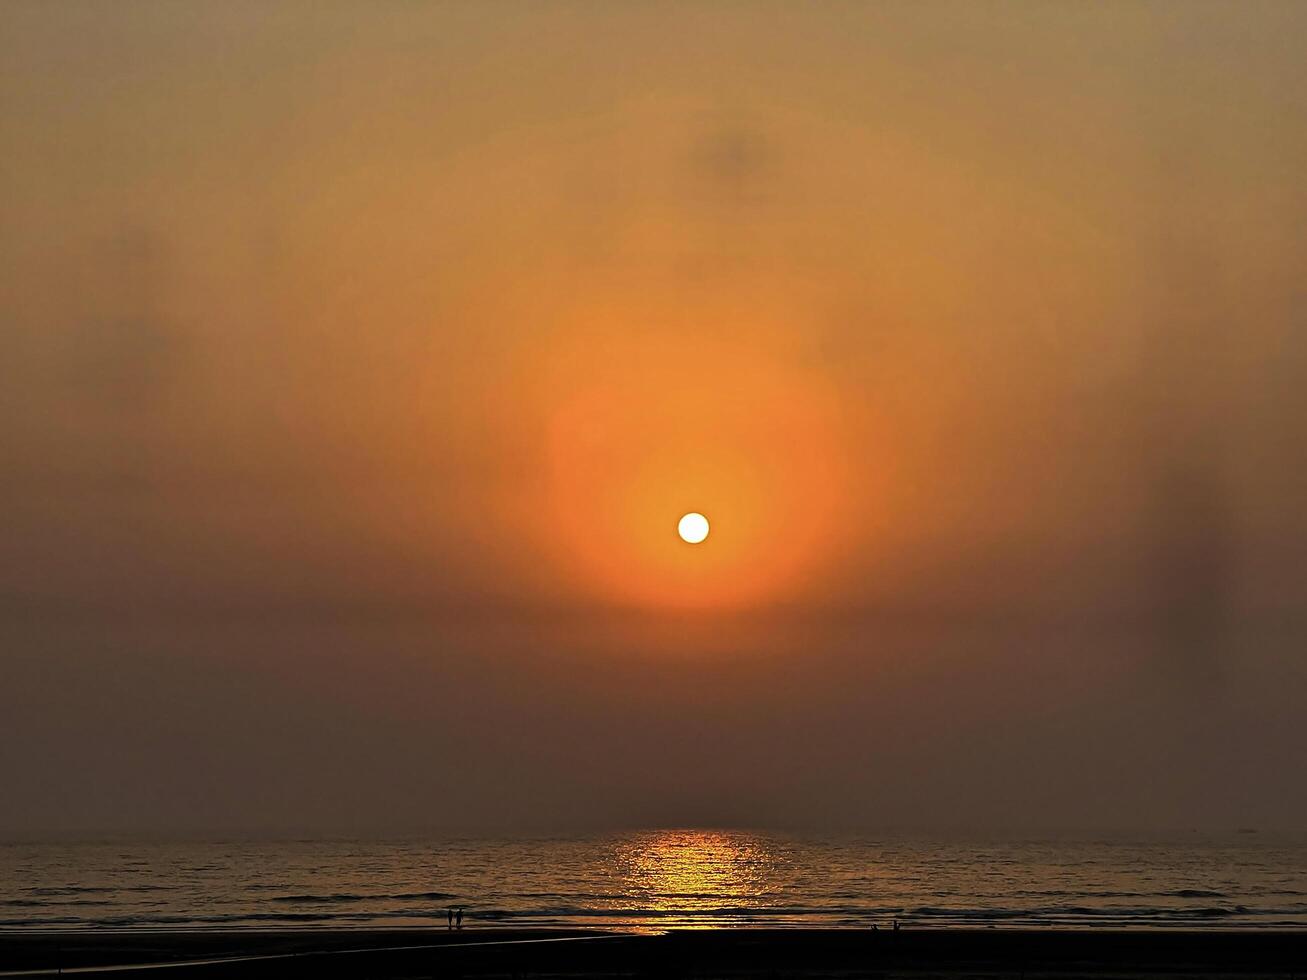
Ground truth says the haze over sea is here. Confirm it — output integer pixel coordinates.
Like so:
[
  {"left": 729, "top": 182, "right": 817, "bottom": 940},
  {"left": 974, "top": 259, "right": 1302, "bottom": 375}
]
[{"left": 5, "top": 832, "right": 1305, "bottom": 933}]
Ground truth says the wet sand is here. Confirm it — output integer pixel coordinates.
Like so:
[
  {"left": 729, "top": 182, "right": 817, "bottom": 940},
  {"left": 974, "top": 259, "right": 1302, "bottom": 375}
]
[{"left": 2, "top": 928, "right": 1305, "bottom": 979}]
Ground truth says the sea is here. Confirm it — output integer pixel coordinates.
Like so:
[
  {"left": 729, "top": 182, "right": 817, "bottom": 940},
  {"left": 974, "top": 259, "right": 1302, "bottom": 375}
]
[{"left": 3, "top": 831, "right": 1305, "bottom": 932}]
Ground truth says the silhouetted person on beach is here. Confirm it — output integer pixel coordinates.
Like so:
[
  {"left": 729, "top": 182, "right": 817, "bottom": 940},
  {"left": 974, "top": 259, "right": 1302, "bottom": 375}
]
[
  {"left": 456, "top": 907, "right": 464, "bottom": 929},
  {"left": 892, "top": 919, "right": 901, "bottom": 932},
  {"left": 447, "top": 907, "right": 454, "bottom": 930}
]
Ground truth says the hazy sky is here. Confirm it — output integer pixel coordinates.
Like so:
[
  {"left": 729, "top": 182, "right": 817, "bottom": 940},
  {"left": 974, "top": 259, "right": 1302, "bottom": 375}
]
[{"left": 2, "top": 2, "right": 1306, "bottom": 836}]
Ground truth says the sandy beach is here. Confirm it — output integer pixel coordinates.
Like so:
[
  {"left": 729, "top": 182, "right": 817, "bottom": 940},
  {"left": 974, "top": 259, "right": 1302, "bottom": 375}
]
[{"left": 3, "top": 928, "right": 1306, "bottom": 979}]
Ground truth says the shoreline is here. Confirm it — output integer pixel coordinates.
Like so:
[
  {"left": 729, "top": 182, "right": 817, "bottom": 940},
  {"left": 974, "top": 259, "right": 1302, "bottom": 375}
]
[{"left": 3, "top": 927, "right": 1306, "bottom": 978}]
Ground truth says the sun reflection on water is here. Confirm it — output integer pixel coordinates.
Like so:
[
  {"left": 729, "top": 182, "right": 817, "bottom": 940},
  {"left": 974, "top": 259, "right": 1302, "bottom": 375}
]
[{"left": 613, "top": 830, "right": 788, "bottom": 929}]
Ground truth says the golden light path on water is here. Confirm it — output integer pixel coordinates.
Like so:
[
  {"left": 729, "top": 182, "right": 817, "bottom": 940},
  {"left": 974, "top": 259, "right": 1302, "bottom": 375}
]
[{"left": 613, "top": 831, "right": 788, "bottom": 930}]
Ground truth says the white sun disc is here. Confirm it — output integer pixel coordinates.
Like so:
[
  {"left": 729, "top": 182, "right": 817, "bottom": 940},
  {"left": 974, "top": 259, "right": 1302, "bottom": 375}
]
[{"left": 677, "top": 512, "right": 710, "bottom": 544}]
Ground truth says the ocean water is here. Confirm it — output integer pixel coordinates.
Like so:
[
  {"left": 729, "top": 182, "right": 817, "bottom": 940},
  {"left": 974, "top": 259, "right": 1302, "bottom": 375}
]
[{"left": 3, "top": 832, "right": 1305, "bottom": 932}]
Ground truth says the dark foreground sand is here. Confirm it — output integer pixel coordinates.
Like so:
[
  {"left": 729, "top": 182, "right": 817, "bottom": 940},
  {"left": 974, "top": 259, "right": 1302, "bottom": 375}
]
[{"left": 2, "top": 928, "right": 1305, "bottom": 979}]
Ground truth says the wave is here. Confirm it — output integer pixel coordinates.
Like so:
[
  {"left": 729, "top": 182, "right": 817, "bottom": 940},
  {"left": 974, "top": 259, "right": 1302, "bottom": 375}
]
[
  {"left": 6, "top": 901, "right": 1307, "bottom": 931},
  {"left": 270, "top": 891, "right": 456, "bottom": 904},
  {"left": 1007, "top": 889, "right": 1228, "bottom": 900},
  {"left": 910, "top": 904, "right": 1246, "bottom": 920},
  {"left": 29, "top": 887, "right": 113, "bottom": 896},
  {"left": 28, "top": 885, "right": 169, "bottom": 896},
  {"left": 1164, "top": 889, "right": 1228, "bottom": 898},
  {"left": 0, "top": 911, "right": 374, "bottom": 928}
]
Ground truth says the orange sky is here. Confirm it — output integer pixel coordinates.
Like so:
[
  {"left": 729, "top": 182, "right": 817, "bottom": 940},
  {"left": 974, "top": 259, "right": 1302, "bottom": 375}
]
[
  {"left": 3, "top": 2, "right": 1305, "bottom": 620},
  {"left": 2, "top": 2, "right": 1306, "bottom": 834}
]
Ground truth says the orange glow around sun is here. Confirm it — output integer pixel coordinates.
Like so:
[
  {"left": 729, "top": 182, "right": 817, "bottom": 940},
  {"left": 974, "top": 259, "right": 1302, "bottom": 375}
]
[{"left": 534, "top": 298, "right": 854, "bottom": 610}]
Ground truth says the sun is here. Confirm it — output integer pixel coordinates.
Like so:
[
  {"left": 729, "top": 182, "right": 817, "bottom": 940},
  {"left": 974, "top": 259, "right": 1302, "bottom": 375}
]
[{"left": 677, "top": 512, "right": 710, "bottom": 544}]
